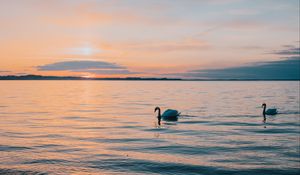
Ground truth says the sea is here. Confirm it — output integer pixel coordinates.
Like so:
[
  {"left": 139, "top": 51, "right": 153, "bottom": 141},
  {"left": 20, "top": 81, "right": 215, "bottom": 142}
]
[{"left": 0, "top": 81, "right": 299, "bottom": 175}]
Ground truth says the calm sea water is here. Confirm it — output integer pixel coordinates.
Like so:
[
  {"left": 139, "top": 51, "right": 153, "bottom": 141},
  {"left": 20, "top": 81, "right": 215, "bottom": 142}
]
[{"left": 0, "top": 81, "right": 299, "bottom": 175}]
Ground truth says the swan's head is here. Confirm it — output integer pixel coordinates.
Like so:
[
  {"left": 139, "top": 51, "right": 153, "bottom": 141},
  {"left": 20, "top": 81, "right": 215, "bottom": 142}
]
[
  {"left": 154, "top": 107, "right": 160, "bottom": 112},
  {"left": 262, "top": 103, "right": 266, "bottom": 107}
]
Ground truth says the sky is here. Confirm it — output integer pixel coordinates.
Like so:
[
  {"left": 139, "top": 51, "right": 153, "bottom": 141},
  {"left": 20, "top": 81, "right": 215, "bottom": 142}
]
[{"left": 0, "top": 0, "right": 299, "bottom": 79}]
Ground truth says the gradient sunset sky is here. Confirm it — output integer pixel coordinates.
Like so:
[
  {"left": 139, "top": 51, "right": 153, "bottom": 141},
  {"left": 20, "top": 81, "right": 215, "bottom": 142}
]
[{"left": 0, "top": 0, "right": 299, "bottom": 79}]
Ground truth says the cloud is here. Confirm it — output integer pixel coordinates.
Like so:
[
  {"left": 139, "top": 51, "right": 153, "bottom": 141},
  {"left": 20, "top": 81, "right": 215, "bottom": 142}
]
[
  {"left": 172, "top": 44, "right": 300, "bottom": 80},
  {"left": 272, "top": 46, "right": 300, "bottom": 55},
  {"left": 175, "top": 57, "right": 300, "bottom": 79},
  {"left": 37, "top": 60, "right": 138, "bottom": 75},
  {"left": 0, "top": 70, "right": 11, "bottom": 73},
  {"left": 37, "top": 60, "right": 124, "bottom": 71}
]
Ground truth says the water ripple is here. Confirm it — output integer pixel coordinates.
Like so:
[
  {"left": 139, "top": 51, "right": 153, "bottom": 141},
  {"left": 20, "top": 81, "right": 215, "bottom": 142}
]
[
  {"left": 0, "top": 169, "right": 47, "bottom": 175},
  {"left": 0, "top": 145, "right": 32, "bottom": 151}
]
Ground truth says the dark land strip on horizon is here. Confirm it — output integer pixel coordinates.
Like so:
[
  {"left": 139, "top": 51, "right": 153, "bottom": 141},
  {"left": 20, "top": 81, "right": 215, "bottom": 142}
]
[{"left": 0, "top": 75, "right": 299, "bottom": 81}]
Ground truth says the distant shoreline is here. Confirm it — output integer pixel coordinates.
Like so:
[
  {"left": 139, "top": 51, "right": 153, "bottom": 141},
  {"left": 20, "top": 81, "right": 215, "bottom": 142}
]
[{"left": 0, "top": 75, "right": 299, "bottom": 81}]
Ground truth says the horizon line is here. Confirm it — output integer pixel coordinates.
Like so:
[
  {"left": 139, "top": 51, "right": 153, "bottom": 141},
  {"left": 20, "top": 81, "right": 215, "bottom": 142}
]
[{"left": 0, "top": 74, "right": 299, "bottom": 81}]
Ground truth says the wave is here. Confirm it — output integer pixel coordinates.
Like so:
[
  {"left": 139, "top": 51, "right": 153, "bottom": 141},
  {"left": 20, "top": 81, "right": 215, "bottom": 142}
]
[
  {"left": 0, "top": 169, "right": 47, "bottom": 175},
  {"left": 0, "top": 145, "right": 31, "bottom": 151},
  {"left": 86, "top": 157, "right": 300, "bottom": 175},
  {"left": 277, "top": 110, "right": 300, "bottom": 115}
]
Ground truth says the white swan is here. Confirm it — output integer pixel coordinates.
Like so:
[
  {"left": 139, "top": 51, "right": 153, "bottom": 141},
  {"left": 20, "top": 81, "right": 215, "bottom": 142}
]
[
  {"left": 154, "top": 107, "right": 180, "bottom": 125},
  {"left": 262, "top": 103, "right": 278, "bottom": 115}
]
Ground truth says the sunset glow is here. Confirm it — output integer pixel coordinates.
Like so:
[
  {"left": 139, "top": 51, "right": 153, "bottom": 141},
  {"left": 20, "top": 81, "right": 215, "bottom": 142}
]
[{"left": 0, "top": 0, "right": 299, "bottom": 78}]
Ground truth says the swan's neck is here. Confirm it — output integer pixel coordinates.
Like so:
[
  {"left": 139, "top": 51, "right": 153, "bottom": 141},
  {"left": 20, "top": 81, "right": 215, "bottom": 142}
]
[
  {"left": 263, "top": 105, "right": 266, "bottom": 114},
  {"left": 157, "top": 108, "right": 161, "bottom": 117},
  {"left": 156, "top": 108, "right": 161, "bottom": 125}
]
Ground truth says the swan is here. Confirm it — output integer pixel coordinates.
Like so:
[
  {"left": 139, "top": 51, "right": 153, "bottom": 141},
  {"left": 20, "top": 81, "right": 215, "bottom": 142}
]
[
  {"left": 262, "top": 103, "right": 277, "bottom": 115},
  {"left": 154, "top": 107, "right": 180, "bottom": 125}
]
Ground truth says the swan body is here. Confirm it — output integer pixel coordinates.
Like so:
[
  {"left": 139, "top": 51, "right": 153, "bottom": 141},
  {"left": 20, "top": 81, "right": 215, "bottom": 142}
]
[
  {"left": 262, "top": 103, "right": 277, "bottom": 115},
  {"left": 161, "top": 109, "right": 180, "bottom": 121},
  {"left": 154, "top": 107, "right": 180, "bottom": 125},
  {"left": 265, "top": 108, "right": 277, "bottom": 115}
]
